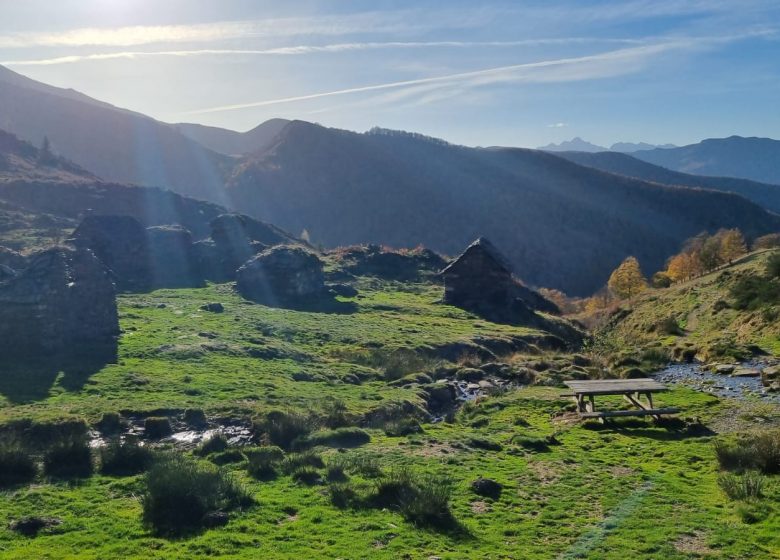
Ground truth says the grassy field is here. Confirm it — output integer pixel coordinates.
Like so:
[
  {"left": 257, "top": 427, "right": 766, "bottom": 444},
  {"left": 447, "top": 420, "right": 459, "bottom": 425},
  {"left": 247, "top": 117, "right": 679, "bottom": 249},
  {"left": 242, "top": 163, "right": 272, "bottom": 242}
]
[{"left": 0, "top": 279, "right": 778, "bottom": 559}]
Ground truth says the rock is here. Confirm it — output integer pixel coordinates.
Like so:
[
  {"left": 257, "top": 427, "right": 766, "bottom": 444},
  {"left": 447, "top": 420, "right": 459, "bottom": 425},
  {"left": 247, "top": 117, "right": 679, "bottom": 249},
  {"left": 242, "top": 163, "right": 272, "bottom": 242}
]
[
  {"left": 332, "top": 244, "right": 447, "bottom": 281},
  {"left": 456, "top": 367, "right": 485, "bottom": 382},
  {"left": 202, "top": 511, "right": 229, "bottom": 528},
  {"left": 9, "top": 516, "right": 62, "bottom": 537},
  {"left": 0, "top": 246, "right": 118, "bottom": 357},
  {"left": 713, "top": 364, "right": 736, "bottom": 374},
  {"left": 236, "top": 246, "right": 325, "bottom": 306},
  {"left": 200, "top": 302, "right": 224, "bottom": 313},
  {"left": 146, "top": 225, "right": 201, "bottom": 288},
  {"left": 69, "top": 215, "right": 152, "bottom": 292},
  {"left": 421, "top": 383, "right": 456, "bottom": 411},
  {"left": 471, "top": 477, "right": 502, "bottom": 499},
  {"left": 761, "top": 366, "right": 780, "bottom": 387},
  {"left": 732, "top": 368, "right": 761, "bottom": 378},
  {"left": 767, "top": 382, "right": 780, "bottom": 393}
]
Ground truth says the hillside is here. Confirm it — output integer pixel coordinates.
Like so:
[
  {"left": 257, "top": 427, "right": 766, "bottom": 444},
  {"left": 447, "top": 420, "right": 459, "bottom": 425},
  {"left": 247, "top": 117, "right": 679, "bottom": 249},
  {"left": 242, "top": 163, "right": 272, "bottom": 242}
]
[
  {"left": 0, "top": 129, "right": 96, "bottom": 183},
  {"left": 599, "top": 250, "right": 780, "bottom": 362},
  {"left": 174, "top": 119, "right": 290, "bottom": 156},
  {"left": 0, "top": 65, "right": 230, "bottom": 201},
  {"left": 226, "top": 122, "right": 780, "bottom": 296},
  {"left": 633, "top": 136, "right": 780, "bottom": 185},
  {"left": 556, "top": 150, "right": 780, "bottom": 214}
]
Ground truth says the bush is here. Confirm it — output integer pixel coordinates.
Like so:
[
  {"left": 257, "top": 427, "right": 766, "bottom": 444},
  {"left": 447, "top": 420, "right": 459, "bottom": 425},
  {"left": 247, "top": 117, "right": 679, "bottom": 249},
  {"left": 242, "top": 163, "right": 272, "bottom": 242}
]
[
  {"left": 372, "top": 468, "right": 455, "bottom": 529},
  {"left": 261, "top": 411, "right": 312, "bottom": 450},
  {"left": 651, "top": 271, "right": 672, "bottom": 288},
  {"left": 95, "top": 412, "right": 122, "bottom": 434},
  {"left": 321, "top": 399, "right": 351, "bottom": 428},
  {"left": 183, "top": 409, "right": 207, "bottom": 428},
  {"left": 718, "top": 471, "right": 765, "bottom": 501},
  {"left": 294, "top": 427, "right": 370, "bottom": 450},
  {"left": 466, "top": 437, "right": 502, "bottom": 451},
  {"left": 714, "top": 430, "right": 780, "bottom": 474},
  {"left": 282, "top": 451, "right": 324, "bottom": 474},
  {"left": 730, "top": 274, "right": 780, "bottom": 310},
  {"left": 657, "top": 317, "right": 683, "bottom": 336},
  {"left": 330, "top": 453, "right": 383, "bottom": 478},
  {"left": 326, "top": 463, "right": 347, "bottom": 482},
  {"left": 766, "top": 251, "right": 780, "bottom": 279},
  {"left": 245, "top": 446, "right": 285, "bottom": 479},
  {"left": 291, "top": 466, "right": 322, "bottom": 485},
  {"left": 0, "top": 441, "right": 36, "bottom": 486},
  {"left": 195, "top": 434, "right": 229, "bottom": 457},
  {"left": 384, "top": 418, "right": 422, "bottom": 437},
  {"left": 43, "top": 435, "right": 93, "bottom": 478},
  {"left": 99, "top": 438, "right": 153, "bottom": 476},
  {"left": 142, "top": 453, "right": 251, "bottom": 536},
  {"left": 144, "top": 417, "right": 173, "bottom": 439},
  {"left": 209, "top": 449, "right": 245, "bottom": 466}
]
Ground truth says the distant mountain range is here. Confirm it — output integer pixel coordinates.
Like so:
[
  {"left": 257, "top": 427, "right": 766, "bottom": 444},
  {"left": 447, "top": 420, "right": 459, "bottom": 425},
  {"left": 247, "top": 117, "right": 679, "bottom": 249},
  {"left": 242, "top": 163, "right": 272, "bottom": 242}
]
[
  {"left": 556, "top": 150, "right": 780, "bottom": 214},
  {"left": 539, "top": 138, "right": 676, "bottom": 153},
  {"left": 2, "top": 63, "right": 779, "bottom": 295},
  {"left": 631, "top": 136, "right": 780, "bottom": 185}
]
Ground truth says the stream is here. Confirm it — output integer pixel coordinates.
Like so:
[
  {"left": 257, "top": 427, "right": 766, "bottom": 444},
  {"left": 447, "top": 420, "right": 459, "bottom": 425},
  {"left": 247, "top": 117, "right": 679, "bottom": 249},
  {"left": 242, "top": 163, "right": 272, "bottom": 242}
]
[{"left": 654, "top": 362, "right": 779, "bottom": 403}]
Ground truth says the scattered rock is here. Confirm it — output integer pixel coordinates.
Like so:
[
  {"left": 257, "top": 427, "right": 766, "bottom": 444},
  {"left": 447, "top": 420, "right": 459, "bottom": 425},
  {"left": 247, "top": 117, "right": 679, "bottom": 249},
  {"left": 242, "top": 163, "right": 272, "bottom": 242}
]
[
  {"left": 732, "top": 368, "right": 760, "bottom": 378},
  {"left": 236, "top": 246, "right": 325, "bottom": 306},
  {"left": 202, "top": 511, "right": 229, "bottom": 528},
  {"left": 713, "top": 364, "right": 736, "bottom": 374},
  {"left": 471, "top": 477, "right": 503, "bottom": 499},
  {"left": 200, "top": 302, "right": 224, "bottom": 313},
  {"left": 456, "top": 367, "right": 485, "bottom": 382}
]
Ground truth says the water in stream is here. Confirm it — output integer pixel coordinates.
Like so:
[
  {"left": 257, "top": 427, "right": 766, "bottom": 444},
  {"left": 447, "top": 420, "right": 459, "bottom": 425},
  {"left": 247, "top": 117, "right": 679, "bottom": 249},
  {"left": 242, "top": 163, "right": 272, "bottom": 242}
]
[{"left": 654, "top": 362, "right": 779, "bottom": 403}]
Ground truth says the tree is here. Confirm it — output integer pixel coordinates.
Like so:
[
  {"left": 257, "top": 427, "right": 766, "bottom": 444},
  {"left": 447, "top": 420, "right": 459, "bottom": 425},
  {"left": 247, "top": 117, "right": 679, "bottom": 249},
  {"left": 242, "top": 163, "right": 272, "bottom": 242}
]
[
  {"left": 753, "top": 233, "right": 780, "bottom": 251},
  {"left": 666, "top": 253, "right": 696, "bottom": 282},
  {"left": 607, "top": 256, "right": 648, "bottom": 300},
  {"left": 698, "top": 236, "right": 723, "bottom": 271},
  {"left": 719, "top": 229, "right": 747, "bottom": 263},
  {"left": 651, "top": 271, "right": 672, "bottom": 288}
]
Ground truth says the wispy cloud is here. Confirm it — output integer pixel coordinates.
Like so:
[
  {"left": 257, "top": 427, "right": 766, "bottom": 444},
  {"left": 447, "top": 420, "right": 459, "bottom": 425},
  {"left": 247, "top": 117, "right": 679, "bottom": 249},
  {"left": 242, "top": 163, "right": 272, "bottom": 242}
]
[
  {"left": 1, "top": 38, "right": 646, "bottom": 67},
  {"left": 180, "top": 37, "right": 728, "bottom": 115},
  {"left": 548, "top": 122, "right": 568, "bottom": 128}
]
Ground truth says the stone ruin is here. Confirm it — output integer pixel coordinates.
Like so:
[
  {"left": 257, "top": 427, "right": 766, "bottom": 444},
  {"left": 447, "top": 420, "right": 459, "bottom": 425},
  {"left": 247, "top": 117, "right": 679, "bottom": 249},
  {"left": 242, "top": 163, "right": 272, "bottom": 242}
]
[
  {"left": 146, "top": 225, "right": 201, "bottom": 288},
  {"left": 439, "top": 237, "right": 559, "bottom": 324},
  {"left": 236, "top": 245, "right": 325, "bottom": 306},
  {"left": 69, "top": 215, "right": 153, "bottom": 292},
  {"left": 332, "top": 244, "right": 447, "bottom": 281},
  {"left": 0, "top": 245, "right": 118, "bottom": 358}
]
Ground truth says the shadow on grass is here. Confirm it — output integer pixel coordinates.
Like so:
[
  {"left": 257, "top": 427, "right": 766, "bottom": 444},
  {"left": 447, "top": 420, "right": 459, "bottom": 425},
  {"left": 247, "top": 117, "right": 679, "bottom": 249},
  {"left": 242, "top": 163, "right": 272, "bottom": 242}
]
[
  {"left": 0, "top": 349, "right": 115, "bottom": 403},
  {"left": 582, "top": 416, "right": 715, "bottom": 440}
]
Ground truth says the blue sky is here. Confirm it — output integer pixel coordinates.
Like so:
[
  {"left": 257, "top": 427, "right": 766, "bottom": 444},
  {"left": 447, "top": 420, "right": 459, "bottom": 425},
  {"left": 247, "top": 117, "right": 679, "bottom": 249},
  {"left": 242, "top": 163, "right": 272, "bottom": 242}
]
[{"left": 0, "top": 0, "right": 778, "bottom": 147}]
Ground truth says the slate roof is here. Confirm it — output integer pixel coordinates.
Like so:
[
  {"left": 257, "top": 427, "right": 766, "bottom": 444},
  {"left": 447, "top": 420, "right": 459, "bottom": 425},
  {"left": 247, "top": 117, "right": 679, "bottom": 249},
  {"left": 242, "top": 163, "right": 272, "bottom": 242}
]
[{"left": 440, "top": 237, "right": 513, "bottom": 275}]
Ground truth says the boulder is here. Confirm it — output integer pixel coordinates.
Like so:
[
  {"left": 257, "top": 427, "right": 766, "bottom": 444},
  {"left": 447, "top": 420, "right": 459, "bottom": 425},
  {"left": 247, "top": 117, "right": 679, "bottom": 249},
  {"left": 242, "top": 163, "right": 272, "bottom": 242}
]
[
  {"left": 0, "top": 246, "right": 118, "bottom": 357},
  {"left": 732, "top": 368, "right": 761, "bottom": 378},
  {"left": 713, "top": 364, "right": 736, "bottom": 375},
  {"left": 236, "top": 246, "right": 325, "bottom": 306},
  {"left": 761, "top": 366, "right": 780, "bottom": 387},
  {"left": 146, "top": 225, "right": 201, "bottom": 288},
  {"left": 471, "top": 478, "right": 503, "bottom": 499},
  {"left": 69, "top": 215, "right": 152, "bottom": 292}
]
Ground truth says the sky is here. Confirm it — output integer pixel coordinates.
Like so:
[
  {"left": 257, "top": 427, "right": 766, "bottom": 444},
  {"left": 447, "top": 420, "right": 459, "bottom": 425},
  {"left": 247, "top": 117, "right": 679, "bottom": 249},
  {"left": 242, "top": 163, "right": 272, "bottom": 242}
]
[{"left": 0, "top": 0, "right": 778, "bottom": 148}]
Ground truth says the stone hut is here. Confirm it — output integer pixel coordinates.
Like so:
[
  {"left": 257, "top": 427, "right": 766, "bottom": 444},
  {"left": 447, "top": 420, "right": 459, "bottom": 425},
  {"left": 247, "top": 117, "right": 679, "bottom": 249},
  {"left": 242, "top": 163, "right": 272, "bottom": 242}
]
[
  {"left": 146, "top": 225, "right": 201, "bottom": 288},
  {"left": 69, "top": 215, "right": 152, "bottom": 292},
  {"left": 0, "top": 246, "right": 118, "bottom": 357},
  {"left": 440, "top": 237, "right": 515, "bottom": 308},
  {"left": 236, "top": 245, "right": 325, "bottom": 306}
]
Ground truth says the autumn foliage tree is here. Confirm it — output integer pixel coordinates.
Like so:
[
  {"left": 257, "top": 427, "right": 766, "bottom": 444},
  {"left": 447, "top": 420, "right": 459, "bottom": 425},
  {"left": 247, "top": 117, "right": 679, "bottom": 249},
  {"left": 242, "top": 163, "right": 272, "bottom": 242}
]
[
  {"left": 607, "top": 256, "right": 648, "bottom": 300},
  {"left": 719, "top": 228, "right": 748, "bottom": 263},
  {"left": 659, "top": 228, "right": 749, "bottom": 284}
]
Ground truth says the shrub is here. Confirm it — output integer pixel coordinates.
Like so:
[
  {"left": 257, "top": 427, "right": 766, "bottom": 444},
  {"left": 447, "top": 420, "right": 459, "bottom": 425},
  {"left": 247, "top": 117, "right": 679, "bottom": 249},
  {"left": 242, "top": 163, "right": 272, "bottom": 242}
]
[
  {"left": 43, "top": 435, "right": 93, "bottom": 478},
  {"left": 730, "top": 274, "right": 780, "bottom": 310},
  {"left": 657, "top": 317, "right": 683, "bottom": 336},
  {"left": 372, "top": 468, "right": 455, "bottom": 529},
  {"left": 0, "top": 440, "right": 36, "bottom": 486},
  {"left": 99, "top": 438, "right": 153, "bottom": 476},
  {"left": 294, "top": 428, "right": 370, "bottom": 450},
  {"left": 326, "top": 463, "right": 347, "bottom": 482},
  {"left": 321, "top": 399, "right": 351, "bottom": 428},
  {"left": 714, "top": 430, "right": 780, "bottom": 474},
  {"left": 262, "top": 411, "right": 312, "bottom": 450},
  {"left": 466, "top": 437, "right": 502, "bottom": 451},
  {"left": 291, "top": 466, "right": 322, "bottom": 485},
  {"left": 329, "top": 482, "right": 358, "bottom": 508},
  {"left": 195, "top": 434, "right": 229, "bottom": 457},
  {"left": 330, "top": 453, "right": 383, "bottom": 478},
  {"left": 766, "top": 251, "right": 780, "bottom": 279},
  {"left": 144, "top": 417, "right": 173, "bottom": 439},
  {"left": 718, "top": 471, "right": 765, "bottom": 501},
  {"left": 183, "top": 409, "right": 207, "bottom": 428},
  {"left": 209, "top": 449, "right": 245, "bottom": 466},
  {"left": 95, "top": 412, "right": 122, "bottom": 434},
  {"left": 282, "top": 451, "right": 324, "bottom": 474},
  {"left": 384, "top": 418, "right": 422, "bottom": 437},
  {"left": 245, "top": 446, "right": 285, "bottom": 479},
  {"left": 142, "top": 453, "right": 251, "bottom": 536}
]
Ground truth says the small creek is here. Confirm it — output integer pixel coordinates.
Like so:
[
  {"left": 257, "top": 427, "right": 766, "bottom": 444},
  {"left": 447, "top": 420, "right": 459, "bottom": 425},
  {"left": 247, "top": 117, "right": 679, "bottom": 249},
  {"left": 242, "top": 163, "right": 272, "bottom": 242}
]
[{"left": 654, "top": 362, "right": 779, "bottom": 403}]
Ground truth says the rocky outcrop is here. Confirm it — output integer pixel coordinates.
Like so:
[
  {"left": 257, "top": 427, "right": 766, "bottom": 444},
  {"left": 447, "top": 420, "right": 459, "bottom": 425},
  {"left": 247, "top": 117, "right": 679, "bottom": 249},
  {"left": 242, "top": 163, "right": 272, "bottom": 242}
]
[
  {"left": 146, "top": 225, "right": 201, "bottom": 288},
  {"left": 0, "top": 246, "right": 118, "bottom": 357},
  {"left": 236, "top": 245, "right": 325, "bottom": 306},
  {"left": 332, "top": 244, "right": 447, "bottom": 280},
  {"left": 69, "top": 215, "right": 152, "bottom": 292}
]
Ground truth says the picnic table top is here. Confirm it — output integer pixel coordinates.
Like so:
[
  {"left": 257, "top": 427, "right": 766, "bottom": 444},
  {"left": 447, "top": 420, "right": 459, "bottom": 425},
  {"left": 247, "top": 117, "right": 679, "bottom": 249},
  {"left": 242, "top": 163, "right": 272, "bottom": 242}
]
[{"left": 564, "top": 378, "right": 668, "bottom": 396}]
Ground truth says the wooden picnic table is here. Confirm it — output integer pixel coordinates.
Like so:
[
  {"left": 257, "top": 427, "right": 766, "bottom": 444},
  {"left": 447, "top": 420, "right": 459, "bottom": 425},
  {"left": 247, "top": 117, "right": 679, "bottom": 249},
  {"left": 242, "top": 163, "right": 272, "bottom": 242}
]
[{"left": 563, "top": 378, "right": 679, "bottom": 421}]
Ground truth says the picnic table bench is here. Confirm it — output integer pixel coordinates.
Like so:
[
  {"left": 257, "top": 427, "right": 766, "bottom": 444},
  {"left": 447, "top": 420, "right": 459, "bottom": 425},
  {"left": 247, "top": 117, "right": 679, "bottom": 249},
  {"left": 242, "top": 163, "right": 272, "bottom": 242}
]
[{"left": 563, "top": 379, "right": 680, "bottom": 422}]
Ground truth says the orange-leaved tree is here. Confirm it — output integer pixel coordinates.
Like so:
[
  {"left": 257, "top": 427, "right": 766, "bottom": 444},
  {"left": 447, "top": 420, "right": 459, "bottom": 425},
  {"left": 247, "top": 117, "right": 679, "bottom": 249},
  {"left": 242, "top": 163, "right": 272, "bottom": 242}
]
[{"left": 607, "top": 256, "right": 648, "bottom": 300}]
